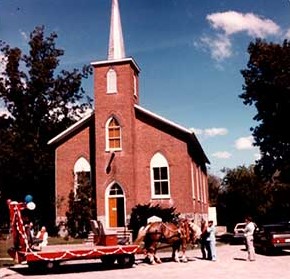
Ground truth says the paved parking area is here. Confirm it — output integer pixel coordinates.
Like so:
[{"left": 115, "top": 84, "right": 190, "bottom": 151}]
[{"left": 1, "top": 244, "right": 290, "bottom": 279}]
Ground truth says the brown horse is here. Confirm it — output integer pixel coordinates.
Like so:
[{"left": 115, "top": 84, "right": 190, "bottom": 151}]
[{"left": 135, "top": 218, "right": 198, "bottom": 264}]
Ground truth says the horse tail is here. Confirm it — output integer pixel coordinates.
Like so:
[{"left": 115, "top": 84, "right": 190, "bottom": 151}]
[{"left": 133, "top": 224, "right": 150, "bottom": 245}]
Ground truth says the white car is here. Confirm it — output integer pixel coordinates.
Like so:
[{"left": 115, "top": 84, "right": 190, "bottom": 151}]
[{"left": 232, "top": 222, "right": 247, "bottom": 244}]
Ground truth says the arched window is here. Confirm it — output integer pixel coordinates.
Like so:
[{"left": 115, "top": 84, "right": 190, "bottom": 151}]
[
  {"left": 150, "top": 152, "right": 170, "bottom": 198},
  {"left": 107, "top": 69, "right": 117, "bottom": 94},
  {"left": 106, "top": 117, "right": 122, "bottom": 151},
  {"left": 73, "top": 157, "right": 91, "bottom": 199}
]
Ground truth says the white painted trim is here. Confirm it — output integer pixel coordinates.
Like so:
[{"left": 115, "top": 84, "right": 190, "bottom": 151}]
[
  {"left": 91, "top": 57, "right": 140, "bottom": 73},
  {"left": 134, "top": 104, "right": 191, "bottom": 134},
  {"left": 47, "top": 111, "right": 93, "bottom": 145}
]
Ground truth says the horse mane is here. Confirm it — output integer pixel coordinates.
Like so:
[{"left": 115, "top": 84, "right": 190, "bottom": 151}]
[
  {"left": 189, "top": 221, "right": 202, "bottom": 239},
  {"left": 133, "top": 224, "right": 151, "bottom": 245}
]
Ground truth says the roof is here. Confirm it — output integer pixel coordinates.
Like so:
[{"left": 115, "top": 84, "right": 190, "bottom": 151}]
[
  {"left": 134, "top": 104, "right": 210, "bottom": 165},
  {"left": 47, "top": 111, "right": 94, "bottom": 145},
  {"left": 48, "top": 106, "right": 210, "bottom": 166}
]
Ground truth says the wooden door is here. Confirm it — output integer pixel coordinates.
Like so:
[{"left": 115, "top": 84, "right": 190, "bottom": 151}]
[{"left": 109, "top": 198, "right": 117, "bottom": 227}]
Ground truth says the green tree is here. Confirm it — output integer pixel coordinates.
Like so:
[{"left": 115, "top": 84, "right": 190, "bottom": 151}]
[
  {"left": 217, "top": 165, "right": 266, "bottom": 230},
  {"left": 240, "top": 39, "right": 290, "bottom": 182},
  {"left": 66, "top": 172, "right": 93, "bottom": 238},
  {"left": 0, "top": 25, "right": 92, "bottom": 228},
  {"left": 208, "top": 173, "right": 222, "bottom": 207}
]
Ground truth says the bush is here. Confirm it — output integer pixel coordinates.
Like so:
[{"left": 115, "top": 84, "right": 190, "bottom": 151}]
[{"left": 128, "top": 203, "right": 180, "bottom": 240}]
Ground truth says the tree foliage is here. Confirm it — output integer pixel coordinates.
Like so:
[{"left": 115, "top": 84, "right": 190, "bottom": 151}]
[
  {"left": 66, "top": 172, "right": 94, "bottom": 238},
  {"left": 207, "top": 174, "right": 222, "bottom": 207},
  {"left": 215, "top": 165, "right": 290, "bottom": 230},
  {"left": 216, "top": 166, "right": 266, "bottom": 230},
  {"left": 240, "top": 39, "right": 290, "bottom": 182},
  {"left": 0, "top": 25, "right": 92, "bottom": 227}
]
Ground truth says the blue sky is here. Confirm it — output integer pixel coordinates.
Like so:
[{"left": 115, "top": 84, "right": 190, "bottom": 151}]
[{"left": 1, "top": 0, "right": 290, "bottom": 177}]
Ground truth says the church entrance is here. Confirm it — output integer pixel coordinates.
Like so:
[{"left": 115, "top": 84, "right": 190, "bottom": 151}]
[{"left": 107, "top": 183, "right": 125, "bottom": 227}]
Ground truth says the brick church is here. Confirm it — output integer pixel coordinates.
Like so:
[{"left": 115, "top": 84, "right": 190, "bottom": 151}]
[{"left": 48, "top": 0, "right": 210, "bottom": 230}]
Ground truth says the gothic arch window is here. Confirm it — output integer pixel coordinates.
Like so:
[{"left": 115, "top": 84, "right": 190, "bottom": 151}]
[
  {"left": 106, "top": 117, "right": 122, "bottom": 151},
  {"left": 106, "top": 182, "right": 125, "bottom": 227},
  {"left": 73, "top": 157, "right": 91, "bottom": 199},
  {"left": 107, "top": 68, "right": 117, "bottom": 94},
  {"left": 150, "top": 152, "right": 170, "bottom": 199}
]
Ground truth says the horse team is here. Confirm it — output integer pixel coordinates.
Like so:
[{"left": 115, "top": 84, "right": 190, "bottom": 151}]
[{"left": 134, "top": 218, "right": 202, "bottom": 264}]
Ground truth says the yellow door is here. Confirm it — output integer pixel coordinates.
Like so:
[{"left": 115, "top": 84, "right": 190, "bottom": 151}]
[{"left": 109, "top": 198, "right": 117, "bottom": 227}]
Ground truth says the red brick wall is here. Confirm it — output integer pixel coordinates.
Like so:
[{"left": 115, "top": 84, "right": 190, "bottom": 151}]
[
  {"left": 55, "top": 128, "right": 90, "bottom": 219},
  {"left": 133, "top": 118, "right": 196, "bottom": 213},
  {"left": 93, "top": 62, "right": 139, "bottom": 217},
  {"left": 55, "top": 59, "right": 208, "bottom": 224}
]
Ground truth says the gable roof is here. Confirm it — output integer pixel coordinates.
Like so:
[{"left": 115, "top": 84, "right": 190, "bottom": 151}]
[
  {"left": 47, "top": 111, "right": 94, "bottom": 145},
  {"left": 48, "top": 106, "right": 210, "bottom": 167},
  {"left": 134, "top": 104, "right": 210, "bottom": 166}
]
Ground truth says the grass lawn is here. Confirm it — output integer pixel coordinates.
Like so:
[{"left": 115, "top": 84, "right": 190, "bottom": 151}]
[{"left": 0, "top": 234, "right": 83, "bottom": 268}]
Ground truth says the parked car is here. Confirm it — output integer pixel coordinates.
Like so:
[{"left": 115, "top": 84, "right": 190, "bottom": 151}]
[
  {"left": 253, "top": 222, "right": 290, "bottom": 254},
  {"left": 231, "top": 222, "right": 246, "bottom": 244}
]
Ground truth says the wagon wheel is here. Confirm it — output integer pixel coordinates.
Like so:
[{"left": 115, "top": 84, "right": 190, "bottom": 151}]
[
  {"left": 100, "top": 255, "right": 116, "bottom": 266},
  {"left": 117, "top": 254, "right": 135, "bottom": 268}
]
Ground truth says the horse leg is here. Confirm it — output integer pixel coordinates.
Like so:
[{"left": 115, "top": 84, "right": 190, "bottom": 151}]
[
  {"left": 147, "top": 244, "right": 160, "bottom": 264},
  {"left": 154, "top": 252, "right": 162, "bottom": 264},
  {"left": 172, "top": 243, "right": 180, "bottom": 263},
  {"left": 180, "top": 245, "right": 188, "bottom": 262}
]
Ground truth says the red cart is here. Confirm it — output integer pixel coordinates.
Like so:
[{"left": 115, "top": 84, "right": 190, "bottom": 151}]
[{"left": 7, "top": 200, "right": 139, "bottom": 270}]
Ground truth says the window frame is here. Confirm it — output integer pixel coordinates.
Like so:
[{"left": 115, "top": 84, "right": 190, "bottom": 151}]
[
  {"left": 107, "top": 68, "right": 117, "bottom": 94},
  {"left": 150, "top": 152, "right": 170, "bottom": 199},
  {"left": 105, "top": 117, "right": 122, "bottom": 151}
]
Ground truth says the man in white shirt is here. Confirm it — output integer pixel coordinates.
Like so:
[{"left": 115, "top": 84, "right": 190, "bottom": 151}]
[{"left": 244, "top": 216, "right": 256, "bottom": 261}]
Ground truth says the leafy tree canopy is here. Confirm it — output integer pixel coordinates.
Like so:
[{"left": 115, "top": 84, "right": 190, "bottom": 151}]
[
  {"left": 240, "top": 39, "right": 290, "bottom": 182},
  {"left": 0, "top": 25, "right": 93, "bottom": 227}
]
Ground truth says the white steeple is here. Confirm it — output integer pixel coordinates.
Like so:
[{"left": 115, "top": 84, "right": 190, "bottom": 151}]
[{"left": 108, "top": 0, "right": 126, "bottom": 60}]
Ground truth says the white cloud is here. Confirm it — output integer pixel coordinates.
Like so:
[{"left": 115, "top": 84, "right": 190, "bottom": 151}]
[
  {"left": 201, "top": 34, "right": 232, "bottom": 61},
  {"left": 201, "top": 11, "right": 281, "bottom": 61},
  {"left": 212, "top": 151, "right": 232, "bottom": 159},
  {"left": 206, "top": 11, "right": 280, "bottom": 38},
  {"left": 190, "top": 128, "right": 203, "bottom": 135},
  {"left": 254, "top": 152, "right": 261, "bottom": 160},
  {"left": 235, "top": 136, "right": 254, "bottom": 150},
  {"left": 20, "top": 30, "right": 29, "bottom": 42},
  {"left": 204, "top": 127, "right": 228, "bottom": 137},
  {"left": 190, "top": 127, "right": 228, "bottom": 137}
]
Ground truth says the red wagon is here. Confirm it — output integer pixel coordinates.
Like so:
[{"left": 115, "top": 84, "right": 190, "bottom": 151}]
[{"left": 7, "top": 200, "right": 139, "bottom": 270}]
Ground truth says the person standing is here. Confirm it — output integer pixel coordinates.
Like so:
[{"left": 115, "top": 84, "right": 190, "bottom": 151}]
[
  {"left": 206, "top": 220, "right": 216, "bottom": 261},
  {"left": 244, "top": 216, "right": 256, "bottom": 261},
  {"left": 199, "top": 219, "right": 208, "bottom": 259}
]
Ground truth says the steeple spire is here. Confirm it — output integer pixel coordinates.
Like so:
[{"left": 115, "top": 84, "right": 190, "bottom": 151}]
[{"left": 108, "top": 0, "right": 125, "bottom": 60}]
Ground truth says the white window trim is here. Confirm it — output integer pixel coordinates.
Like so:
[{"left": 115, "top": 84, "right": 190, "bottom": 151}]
[
  {"left": 191, "top": 161, "right": 196, "bottom": 199},
  {"left": 150, "top": 152, "right": 171, "bottom": 199},
  {"left": 107, "top": 69, "right": 117, "bottom": 94},
  {"left": 133, "top": 75, "right": 137, "bottom": 97},
  {"left": 105, "top": 117, "right": 122, "bottom": 152},
  {"left": 105, "top": 181, "right": 126, "bottom": 229},
  {"left": 73, "top": 157, "right": 91, "bottom": 198}
]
